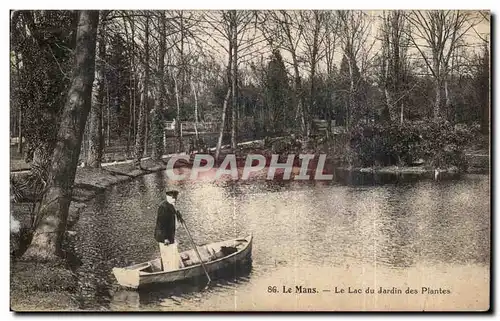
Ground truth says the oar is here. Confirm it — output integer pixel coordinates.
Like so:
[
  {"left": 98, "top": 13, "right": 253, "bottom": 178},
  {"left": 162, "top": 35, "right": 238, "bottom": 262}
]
[{"left": 177, "top": 211, "right": 212, "bottom": 288}]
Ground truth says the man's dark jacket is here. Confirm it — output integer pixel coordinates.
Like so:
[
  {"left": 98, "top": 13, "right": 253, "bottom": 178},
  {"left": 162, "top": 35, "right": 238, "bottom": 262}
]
[{"left": 154, "top": 201, "right": 177, "bottom": 243}]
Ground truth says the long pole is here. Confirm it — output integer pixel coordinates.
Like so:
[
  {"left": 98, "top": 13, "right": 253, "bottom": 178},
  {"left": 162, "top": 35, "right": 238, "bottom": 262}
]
[{"left": 177, "top": 211, "right": 211, "bottom": 286}]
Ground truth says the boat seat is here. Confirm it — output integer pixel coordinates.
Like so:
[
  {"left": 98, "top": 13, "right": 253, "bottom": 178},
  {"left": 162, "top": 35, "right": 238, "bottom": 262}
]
[
  {"left": 182, "top": 246, "right": 216, "bottom": 266},
  {"left": 138, "top": 262, "right": 153, "bottom": 273}
]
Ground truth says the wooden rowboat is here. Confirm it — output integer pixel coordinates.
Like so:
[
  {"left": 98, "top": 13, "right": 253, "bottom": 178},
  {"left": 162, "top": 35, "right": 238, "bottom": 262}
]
[{"left": 112, "top": 235, "right": 252, "bottom": 289}]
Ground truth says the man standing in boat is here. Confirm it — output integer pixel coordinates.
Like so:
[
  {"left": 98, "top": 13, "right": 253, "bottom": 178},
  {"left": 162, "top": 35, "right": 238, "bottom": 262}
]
[{"left": 154, "top": 190, "right": 184, "bottom": 271}]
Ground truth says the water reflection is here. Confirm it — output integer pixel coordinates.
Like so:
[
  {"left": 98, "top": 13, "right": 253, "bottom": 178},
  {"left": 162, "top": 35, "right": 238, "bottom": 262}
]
[
  {"left": 109, "top": 266, "right": 254, "bottom": 311},
  {"left": 72, "top": 171, "right": 490, "bottom": 310}
]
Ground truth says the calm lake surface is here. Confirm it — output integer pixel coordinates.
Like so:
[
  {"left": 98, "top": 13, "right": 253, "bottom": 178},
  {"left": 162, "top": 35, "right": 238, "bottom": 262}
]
[{"left": 72, "top": 172, "right": 490, "bottom": 311}]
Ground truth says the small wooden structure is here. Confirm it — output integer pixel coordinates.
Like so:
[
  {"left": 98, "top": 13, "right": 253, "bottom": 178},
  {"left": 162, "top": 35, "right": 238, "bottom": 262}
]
[{"left": 164, "top": 121, "right": 218, "bottom": 137}]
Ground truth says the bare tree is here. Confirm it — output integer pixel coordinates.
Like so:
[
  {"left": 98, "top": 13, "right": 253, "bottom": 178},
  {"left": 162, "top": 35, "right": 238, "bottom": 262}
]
[
  {"left": 123, "top": 13, "right": 137, "bottom": 156},
  {"left": 87, "top": 11, "right": 109, "bottom": 167},
  {"left": 337, "top": 10, "right": 372, "bottom": 127},
  {"left": 406, "top": 10, "right": 479, "bottom": 119},
  {"left": 171, "top": 11, "right": 187, "bottom": 152},
  {"left": 301, "top": 10, "right": 329, "bottom": 135},
  {"left": 207, "top": 10, "right": 234, "bottom": 161},
  {"left": 163, "top": 11, "right": 201, "bottom": 153},
  {"left": 203, "top": 10, "right": 259, "bottom": 152},
  {"left": 151, "top": 11, "right": 167, "bottom": 161},
  {"left": 379, "top": 11, "right": 411, "bottom": 123},
  {"left": 215, "top": 88, "right": 232, "bottom": 161},
  {"left": 133, "top": 12, "right": 150, "bottom": 168},
  {"left": 324, "top": 13, "right": 339, "bottom": 76},
  {"left": 14, "top": 52, "right": 23, "bottom": 155},
  {"left": 323, "top": 13, "right": 339, "bottom": 133},
  {"left": 230, "top": 11, "right": 239, "bottom": 150},
  {"left": 471, "top": 10, "right": 490, "bottom": 44},
  {"left": 191, "top": 72, "right": 199, "bottom": 140}
]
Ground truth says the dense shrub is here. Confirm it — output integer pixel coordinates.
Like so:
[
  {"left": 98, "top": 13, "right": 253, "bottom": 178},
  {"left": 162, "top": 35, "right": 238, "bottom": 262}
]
[{"left": 345, "top": 120, "right": 476, "bottom": 170}]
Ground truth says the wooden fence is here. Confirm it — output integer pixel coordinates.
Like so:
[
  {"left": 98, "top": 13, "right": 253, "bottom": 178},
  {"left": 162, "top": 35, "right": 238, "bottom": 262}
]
[{"left": 164, "top": 121, "right": 219, "bottom": 136}]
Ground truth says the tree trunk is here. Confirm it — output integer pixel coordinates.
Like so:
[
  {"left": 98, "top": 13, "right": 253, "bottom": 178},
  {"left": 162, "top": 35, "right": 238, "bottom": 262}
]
[
  {"left": 150, "top": 106, "right": 164, "bottom": 160},
  {"left": 384, "top": 87, "right": 396, "bottom": 122},
  {"left": 134, "top": 80, "right": 146, "bottom": 168},
  {"left": 123, "top": 16, "right": 133, "bottom": 156},
  {"left": 175, "top": 12, "right": 185, "bottom": 153},
  {"left": 17, "top": 101, "right": 23, "bottom": 155},
  {"left": 400, "top": 101, "right": 404, "bottom": 124},
  {"left": 382, "top": 36, "right": 397, "bottom": 122},
  {"left": 291, "top": 54, "right": 306, "bottom": 136},
  {"left": 127, "top": 78, "right": 133, "bottom": 155},
  {"left": 15, "top": 52, "right": 23, "bottom": 155},
  {"left": 134, "top": 13, "right": 149, "bottom": 167},
  {"left": 392, "top": 12, "right": 401, "bottom": 122},
  {"left": 131, "top": 18, "right": 137, "bottom": 147},
  {"left": 231, "top": 11, "right": 238, "bottom": 150},
  {"left": 434, "top": 79, "right": 441, "bottom": 120},
  {"left": 133, "top": 77, "right": 136, "bottom": 147},
  {"left": 143, "top": 106, "right": 149, "bottom": 157},
  {"left": 87, "top": 17, "right": 106, "bottom": 168},
  {"left": 308, "top": 64, "right": 316, "bottom": 136},
  {"left": 480, "top": 47, "right": 490, "bottom": 134},
  {"left": 215, "top": 88, "right": 231, "bottom": 162},
  {"left": 105, "top": 76, "right": 111, "bottom": 147},
  {"left": 173, "top": 75, "right": 182, "bottom": 153},
  {"left": 191, "top": 77, "right": 199, "bottom": 140},
  {"left": 444, "top": 78, "right": 452, "bottom": 121},
  {"left": 22, "top": 10, "right": 99, "bottom": 261},
  {"left": 152, "top": 13, "right": 167, "bottom": 161},
  {"left": 432, "top": 55, "right": 442, "bottom": 120},
  {"left": 82, "top": 118, "right": 88, "bottom": 163},
  {"left": 347, "top": 55, "right": 355, "bottom": 129},
  {"left": 307, "top": 13, "right": 320, "bottom": 137}
]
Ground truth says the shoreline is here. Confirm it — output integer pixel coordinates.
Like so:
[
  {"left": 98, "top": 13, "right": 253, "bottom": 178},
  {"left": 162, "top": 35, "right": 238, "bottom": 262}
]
[{"left": 10, "top": 156, "right": 175, "bottom": 311}]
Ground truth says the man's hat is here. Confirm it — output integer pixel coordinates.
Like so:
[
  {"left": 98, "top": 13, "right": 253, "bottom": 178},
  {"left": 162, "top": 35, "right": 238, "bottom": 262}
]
[{"left": 165, "top": 190, "right": 179, "bottom": 198}]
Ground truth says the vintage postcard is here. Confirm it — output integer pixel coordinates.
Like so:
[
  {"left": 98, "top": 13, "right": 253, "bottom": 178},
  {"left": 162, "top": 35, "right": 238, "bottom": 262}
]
[{"left": 10, "top": 9, "right": 490, "bottom": 312}]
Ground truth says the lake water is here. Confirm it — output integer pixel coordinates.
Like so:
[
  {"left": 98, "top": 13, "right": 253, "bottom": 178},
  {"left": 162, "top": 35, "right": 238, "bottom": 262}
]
[{"left": 72, "top": 172, "right": 490, "bottom": 311}]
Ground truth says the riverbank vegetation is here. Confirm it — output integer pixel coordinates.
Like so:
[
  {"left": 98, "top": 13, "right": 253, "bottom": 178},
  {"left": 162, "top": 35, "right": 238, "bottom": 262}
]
[
  {"left": 10, "top": 158, "right": 172, "bottom": 310},
  {"left": 344, "top": 120, "right": 477, "bottom": 170}
]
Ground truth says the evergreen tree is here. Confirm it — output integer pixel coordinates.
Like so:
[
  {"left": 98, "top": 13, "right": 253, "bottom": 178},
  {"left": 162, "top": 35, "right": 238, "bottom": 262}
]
[
  {"left": 265, "top": 50, "right": 292, "bottom": 133},
  {"left": 106, "top": 33, "right": 131, "bottom": 140}
]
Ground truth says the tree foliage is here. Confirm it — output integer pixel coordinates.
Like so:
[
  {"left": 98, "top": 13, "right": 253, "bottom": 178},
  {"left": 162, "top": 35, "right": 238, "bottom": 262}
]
[
  {"left": 11, "top": 11, "right": 77, "bottom": 166},
  {"left": 346, "top": 121, "right": 476, "bottom": 169},
  {"left": 265, "top": 49, "right": 292, "bottom": 133}
]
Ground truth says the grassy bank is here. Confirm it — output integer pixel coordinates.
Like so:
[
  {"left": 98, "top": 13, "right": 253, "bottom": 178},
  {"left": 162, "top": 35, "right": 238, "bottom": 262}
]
[{"left": 10, "top": 157, "right": 173, "bottom": 311}]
